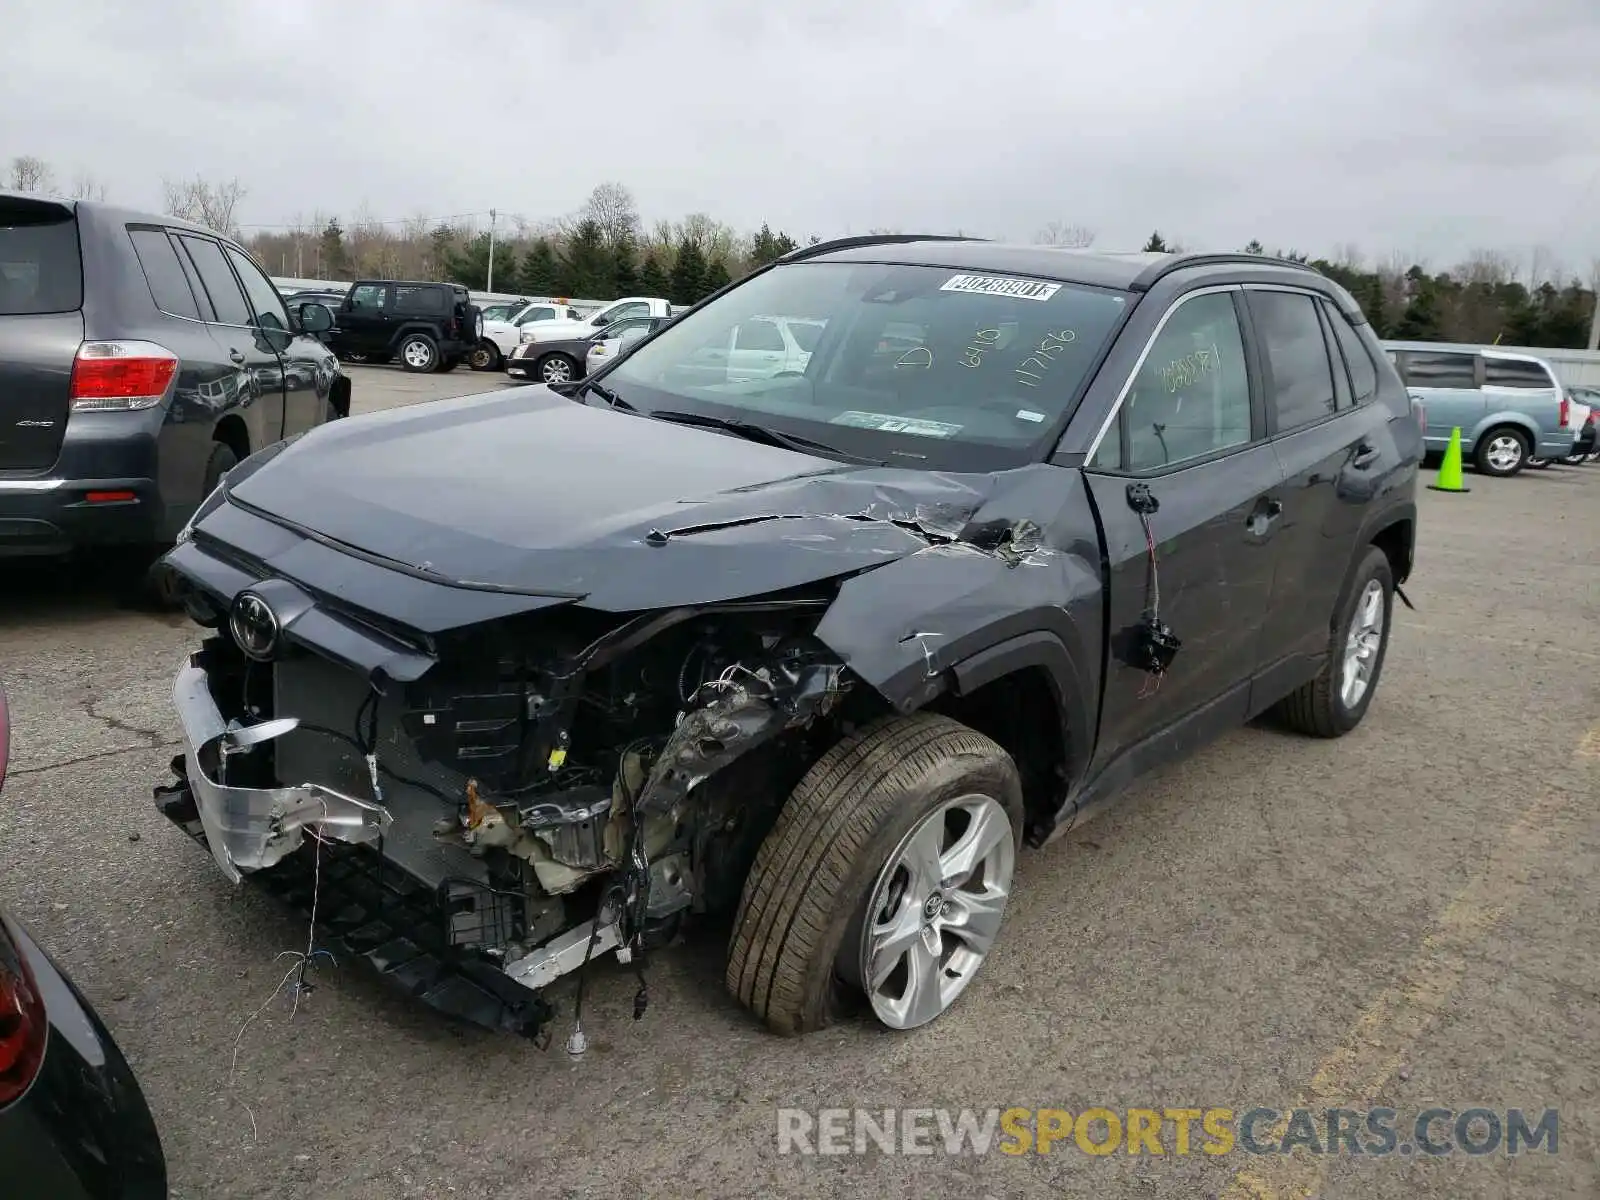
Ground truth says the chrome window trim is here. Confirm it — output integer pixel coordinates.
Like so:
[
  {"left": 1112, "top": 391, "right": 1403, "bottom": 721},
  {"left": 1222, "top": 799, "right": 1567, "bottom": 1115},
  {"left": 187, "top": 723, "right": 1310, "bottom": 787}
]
[{"left": 1083, "top": 284, "right": 1240, "bottom": 464}]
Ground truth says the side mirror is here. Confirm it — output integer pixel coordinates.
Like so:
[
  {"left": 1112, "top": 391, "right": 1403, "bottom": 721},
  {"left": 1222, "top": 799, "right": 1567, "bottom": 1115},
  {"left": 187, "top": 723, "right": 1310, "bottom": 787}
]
[{"left": 298, "top": 302, "right": 334, "bottom": 333}]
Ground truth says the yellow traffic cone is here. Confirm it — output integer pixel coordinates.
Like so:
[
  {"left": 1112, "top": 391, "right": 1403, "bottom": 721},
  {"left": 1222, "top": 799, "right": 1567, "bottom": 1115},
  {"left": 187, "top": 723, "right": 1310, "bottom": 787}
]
[{"left": 1428, "top": 426, "right": 1471, "bottom": 493}]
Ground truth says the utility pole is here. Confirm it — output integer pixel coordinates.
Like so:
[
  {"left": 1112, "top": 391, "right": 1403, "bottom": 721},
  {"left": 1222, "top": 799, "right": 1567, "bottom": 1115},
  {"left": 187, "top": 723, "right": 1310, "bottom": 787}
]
[{"left": 486, "top": 207, "right": 497, "bottom": 293}]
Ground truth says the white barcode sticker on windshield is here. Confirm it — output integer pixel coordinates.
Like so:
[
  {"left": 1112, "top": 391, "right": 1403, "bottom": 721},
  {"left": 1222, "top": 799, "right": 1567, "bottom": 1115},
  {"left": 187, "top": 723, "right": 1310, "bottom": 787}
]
[
  {"left": 940, "top": 274, "right": 1061, "bottom": 302},
  {"left": 1015, "top": 409, "right": 1046, "bottom": 422}
]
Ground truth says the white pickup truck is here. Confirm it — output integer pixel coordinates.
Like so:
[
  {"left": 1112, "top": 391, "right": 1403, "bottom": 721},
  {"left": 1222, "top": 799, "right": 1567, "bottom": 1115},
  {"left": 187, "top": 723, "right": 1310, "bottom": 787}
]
[
  {"left": 470, "top": 301, "right": 582, "bottom": 371},
  {"left": 516, "top": 296, "right": 676, "bottom": 350}
]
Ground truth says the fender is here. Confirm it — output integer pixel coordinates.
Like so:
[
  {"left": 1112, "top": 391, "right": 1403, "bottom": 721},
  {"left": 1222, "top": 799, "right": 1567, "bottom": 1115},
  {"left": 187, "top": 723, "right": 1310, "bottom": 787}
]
[
  {"left": 948, "top": 627, "right": 1095, "bottom": 800},
  {"left": 386, "top": 321, "right": 448, "bottom": 353},
  {"left": 1469, "top": 411, "right": 1540, "bottom": 450}
]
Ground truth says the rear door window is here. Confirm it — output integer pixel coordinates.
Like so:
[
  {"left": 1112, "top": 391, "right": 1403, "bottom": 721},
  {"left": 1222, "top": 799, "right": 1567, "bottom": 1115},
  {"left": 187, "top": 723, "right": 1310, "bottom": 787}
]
[
  {"left": 1484, "top": 358, "right": 1556, "bottom": 388},
  {"left": 0, "top": 201, "right": 83, "bottom": 314},
  {"left": 1249, "top": 290, "right": 1338, "bottom": 431},
  {"left": 128, "top": 227, "right": 200, "bottom": 319},
  {"left": 178, "top": 235, "right": 253, "bottom": 326},
  {"left": 1400, "top": 351, "right": 1476, "bottom": 389},
  {"left": 734, "top": 319, "right": 787, "bottom": 352}
]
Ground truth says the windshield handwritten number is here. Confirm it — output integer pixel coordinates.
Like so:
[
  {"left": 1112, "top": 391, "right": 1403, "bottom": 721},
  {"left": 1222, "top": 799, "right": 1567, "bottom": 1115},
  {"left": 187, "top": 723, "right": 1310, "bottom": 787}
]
[
  {"left": 960, "top": 328, "right": 1003, "bottom": 369},
  {"left": 1015, "top": 328, "right": 1077, "bottom": 387}
]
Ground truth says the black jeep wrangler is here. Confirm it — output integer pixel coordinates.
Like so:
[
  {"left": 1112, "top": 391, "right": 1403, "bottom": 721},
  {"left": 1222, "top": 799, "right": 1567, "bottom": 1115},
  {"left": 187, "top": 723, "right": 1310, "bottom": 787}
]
[
  {"left": 326, "top": 279, "right": 482, "bottom": 373},
  {"left": 155, "top": 237, "right": 1422, "bottom": 1046}
]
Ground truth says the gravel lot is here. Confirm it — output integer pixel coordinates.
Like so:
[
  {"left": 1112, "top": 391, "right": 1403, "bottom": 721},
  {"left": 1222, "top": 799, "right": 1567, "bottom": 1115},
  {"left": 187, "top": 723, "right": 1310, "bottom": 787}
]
[{"left": 2, "top": 364, "right": 1596, "bottom": 1199}]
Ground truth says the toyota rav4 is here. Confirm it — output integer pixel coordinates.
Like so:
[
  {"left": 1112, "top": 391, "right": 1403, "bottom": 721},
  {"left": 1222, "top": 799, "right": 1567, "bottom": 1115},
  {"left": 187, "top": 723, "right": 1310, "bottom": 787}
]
[{"left": 154, "top": 237, "right": 1421, "bottom": 1045}]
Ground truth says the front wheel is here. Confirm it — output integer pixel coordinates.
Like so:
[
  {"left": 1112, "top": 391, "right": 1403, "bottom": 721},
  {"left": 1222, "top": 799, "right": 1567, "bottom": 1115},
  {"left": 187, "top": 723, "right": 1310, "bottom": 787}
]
[
  {"left": 467, "top": 340, "right": 501, "bottom": 371},
  {"left": 399, "top": 333, "right": 440, "bottom": 373},
  {"left": 726, "top": 713, "right": 1023, "bottom": 1036},
  {"left": 1272, "top": 545, "right": 1394, "bottom": 737},
  {"left": 1474, "top": 427, "right": 1529, "bottom": 476}
]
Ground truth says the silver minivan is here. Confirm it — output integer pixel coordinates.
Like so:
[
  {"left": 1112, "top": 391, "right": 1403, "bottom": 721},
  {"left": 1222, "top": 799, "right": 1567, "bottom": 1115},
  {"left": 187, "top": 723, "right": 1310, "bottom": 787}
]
[{"left": 1382, "top": 341, "right": 1579, "bottom": 476}]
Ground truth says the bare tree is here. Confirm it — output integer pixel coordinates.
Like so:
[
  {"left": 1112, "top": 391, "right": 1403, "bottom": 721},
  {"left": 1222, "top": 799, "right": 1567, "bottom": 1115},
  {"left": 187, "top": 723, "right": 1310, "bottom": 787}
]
[
  {"left": 161, "top": 176, "right": 248, "bottom": 237},
  {"left": 69, "top": 172, "right": 109, "bottom": 202},
  {"left": 7, "top": 155, "right": 56, "bottom": 193},
  {"left": 1033, "top": 221, "right": 1096, "bottom": 249},
  {"left": 583, "top": 182, "right": 641, "bottom": 247}
]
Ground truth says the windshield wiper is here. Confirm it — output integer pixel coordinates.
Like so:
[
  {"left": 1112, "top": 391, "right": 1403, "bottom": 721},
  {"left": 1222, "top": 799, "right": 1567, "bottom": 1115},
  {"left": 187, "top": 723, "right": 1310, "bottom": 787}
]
[
  {"left": 647, "top": 410, "right": 885, "bottom": 465},
  {"left": 580, "top": 379, "right": 634, "bottom": 410}
]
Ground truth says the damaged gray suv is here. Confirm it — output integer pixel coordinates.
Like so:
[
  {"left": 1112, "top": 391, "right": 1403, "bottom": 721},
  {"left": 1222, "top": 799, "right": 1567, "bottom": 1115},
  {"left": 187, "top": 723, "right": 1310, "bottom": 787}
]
[{"left": 155, "top": 236, "right": 1422, "bottom": 1044}]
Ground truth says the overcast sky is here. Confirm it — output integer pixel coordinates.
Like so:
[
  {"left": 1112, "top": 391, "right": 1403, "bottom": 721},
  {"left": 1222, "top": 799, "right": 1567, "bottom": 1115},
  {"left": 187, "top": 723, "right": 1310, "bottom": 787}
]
[{"left": 8, "top": 0, "right": 1600, "bottom": 274}]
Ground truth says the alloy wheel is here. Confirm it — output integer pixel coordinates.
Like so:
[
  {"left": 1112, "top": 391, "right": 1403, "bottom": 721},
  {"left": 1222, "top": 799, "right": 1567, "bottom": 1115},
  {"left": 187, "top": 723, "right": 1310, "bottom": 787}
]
[{"left": 858, "top": 793, "right": 1015, "bottom": 1030}]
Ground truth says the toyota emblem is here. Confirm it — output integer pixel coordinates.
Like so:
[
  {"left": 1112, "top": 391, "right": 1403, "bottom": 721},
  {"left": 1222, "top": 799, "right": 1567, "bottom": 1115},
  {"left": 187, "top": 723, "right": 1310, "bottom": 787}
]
[{"left": 229, "top": 591, "right": 281, "bottom": 661}]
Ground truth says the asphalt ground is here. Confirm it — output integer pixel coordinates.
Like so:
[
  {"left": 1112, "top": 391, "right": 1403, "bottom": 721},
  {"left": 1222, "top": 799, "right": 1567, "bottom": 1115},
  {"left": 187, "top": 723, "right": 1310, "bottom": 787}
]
[{"left": 1, "top": 363, "right": 1595, "bottom": 1199}]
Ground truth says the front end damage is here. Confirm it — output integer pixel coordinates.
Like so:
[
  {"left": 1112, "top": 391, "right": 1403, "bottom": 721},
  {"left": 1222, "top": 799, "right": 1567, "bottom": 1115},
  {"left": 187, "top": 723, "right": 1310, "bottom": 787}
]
[
  {"left": 156, "top": 598, "right": 851, "bottom": 1041},
  {"left": 155, "top": 450, "right": 1103, "bottom": 1042}
]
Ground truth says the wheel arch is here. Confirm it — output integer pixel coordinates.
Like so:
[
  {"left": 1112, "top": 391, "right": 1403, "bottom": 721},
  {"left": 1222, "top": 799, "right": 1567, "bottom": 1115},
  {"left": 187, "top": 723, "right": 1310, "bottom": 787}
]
[
  {"left": 212, "top": 413, "right": 250, "bottom": 462},
  {"left": 1472, "top": 413, "right": 1539, "bottom": 448},
  {"left": 933, "top": 631, "right": 1093, "bottom": 845}
]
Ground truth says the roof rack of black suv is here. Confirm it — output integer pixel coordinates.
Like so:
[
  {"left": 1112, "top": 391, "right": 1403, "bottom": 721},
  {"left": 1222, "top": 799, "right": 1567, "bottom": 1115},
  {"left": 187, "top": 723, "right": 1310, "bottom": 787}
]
[
  {"left": 1129, "top": 252, "right": 1320, "bottom": 292},
  {"left": 779, "top": 233, "right": 985, "bottom": 264}
]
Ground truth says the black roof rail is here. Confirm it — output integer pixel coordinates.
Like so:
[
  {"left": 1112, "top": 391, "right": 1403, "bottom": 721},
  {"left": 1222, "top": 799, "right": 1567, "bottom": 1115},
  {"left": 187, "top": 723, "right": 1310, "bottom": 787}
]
[
  {"left": 1130, "top": 252, "right": 1320, "bottom": 292},
  {"left": 778, "top": 233, "right": 985, "bottom": 264}
]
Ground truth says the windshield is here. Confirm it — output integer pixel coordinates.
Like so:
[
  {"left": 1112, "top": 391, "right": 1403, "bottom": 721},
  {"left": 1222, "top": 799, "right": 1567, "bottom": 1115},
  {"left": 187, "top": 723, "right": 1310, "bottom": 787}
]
[{"left": 601, "top": 261, "right": 1129, "bottom": 468}]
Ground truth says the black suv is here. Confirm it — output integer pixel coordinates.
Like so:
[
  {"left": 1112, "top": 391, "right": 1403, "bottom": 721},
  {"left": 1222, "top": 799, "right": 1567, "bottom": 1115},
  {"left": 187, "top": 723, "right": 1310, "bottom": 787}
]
[
  {"left": 326, "top": 279, "right": 482, "bottom": 373},
  {"left": 155, "top": 237, "right": 1421, "bottom": 1046},
  {"left": 0, "top": 191, "right": 348, "bottom": 563}
]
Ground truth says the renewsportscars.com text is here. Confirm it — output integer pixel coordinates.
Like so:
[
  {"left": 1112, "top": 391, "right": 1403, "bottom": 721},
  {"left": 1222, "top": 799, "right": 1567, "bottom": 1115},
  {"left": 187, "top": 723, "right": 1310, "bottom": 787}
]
[{"left": 776, "top": 1106, "right": 1558, "bottom": 1158}]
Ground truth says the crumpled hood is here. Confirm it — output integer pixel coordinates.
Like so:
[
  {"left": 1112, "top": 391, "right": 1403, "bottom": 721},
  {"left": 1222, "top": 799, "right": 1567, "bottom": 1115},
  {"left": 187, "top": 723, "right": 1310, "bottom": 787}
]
[{"left": 223, "top": 388, "right": 998, "bottom": 611}]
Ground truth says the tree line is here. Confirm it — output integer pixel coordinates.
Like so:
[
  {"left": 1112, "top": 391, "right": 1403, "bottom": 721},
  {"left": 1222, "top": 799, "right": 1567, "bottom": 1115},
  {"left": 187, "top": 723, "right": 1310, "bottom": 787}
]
[{"left": 7, "top": 155, "right": 1597, "bottom": 347}]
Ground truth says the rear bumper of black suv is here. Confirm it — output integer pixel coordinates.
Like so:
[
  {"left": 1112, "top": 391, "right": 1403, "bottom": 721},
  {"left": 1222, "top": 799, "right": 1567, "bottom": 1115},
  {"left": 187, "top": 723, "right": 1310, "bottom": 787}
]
[{"left": 0, "top": 411, "right": 166, "bottom": 557}]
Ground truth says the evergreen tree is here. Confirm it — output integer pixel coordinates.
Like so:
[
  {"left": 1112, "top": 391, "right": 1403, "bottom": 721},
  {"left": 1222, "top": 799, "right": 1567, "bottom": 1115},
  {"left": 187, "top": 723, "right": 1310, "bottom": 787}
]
[
  {"left": 638, "top": 254, "right": 670, "bottom": 299},
  {"left": 1359, "top": 276, "right": 1388, "bottom": 336},
  {"left": 491, "top": 248, "right": 518, "bottom": 293},
  {"left": 1242, "top": 238, "right": 1264, "bottom": 254},
  {"left": 1392, "top": 280, "right": 1442, "bottom": 340},
  {"left": 559, "top": 218, "right": 611, "bottom": 298},
  {"left": 518, "top": 238, "right": 560, "bottom": 295},
  {"left": 611, "top": 233, "right": 640, "bottom": 296},
  {"left": 670, "top": 237, "right": 708, "bottom": 306},
  {"left": 1142, "top": 230, "right": 1168, "bottom": 253},
  {"left": 701, "top": 258, "right": 731, "bottom": 299},
  {"left": 749, "top": 224, "right": 801, "bottom": 270},
  {"left": 445, "top": 232, "right": 492, "bottom": 290},
  {"left": 319, "top": 218, "right": 350, "bottom": 278},
  {"left": 429, "top": 224, "right": 454, "bottom": 280}
]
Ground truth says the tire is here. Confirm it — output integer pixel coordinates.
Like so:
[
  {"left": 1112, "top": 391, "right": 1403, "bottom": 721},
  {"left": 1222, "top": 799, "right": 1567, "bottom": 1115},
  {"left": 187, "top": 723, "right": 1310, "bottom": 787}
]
[
  {"left": 726, "top": 713, "right": 1024, "bottom": 1036},
  {"left": 399, "top": 333, "right": 440, "bottom": 373},
  {"left": 467, "top": 340, "right": 501, "bottom": 371},
  {"left": 1527, "top": 458, "right": 1551, "bottom": 470},
  {"left": 536, "top": 353, "right": 578, "bottom": 385},
  {"left": 1273, "top": 544, "right": 1394, "bottom": 738},
  {"left": 1473, "top": 426, "right": 1529, "bottom": 476},
  {"left": 202, "top": 440, "right": 239, "bottom": 496}
]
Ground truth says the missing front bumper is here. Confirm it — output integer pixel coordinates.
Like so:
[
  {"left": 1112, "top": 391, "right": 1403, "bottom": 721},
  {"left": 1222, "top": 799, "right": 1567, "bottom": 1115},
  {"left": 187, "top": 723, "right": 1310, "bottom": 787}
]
[{"left": 170, "top": 655, "right": 392, "bottom": 883}]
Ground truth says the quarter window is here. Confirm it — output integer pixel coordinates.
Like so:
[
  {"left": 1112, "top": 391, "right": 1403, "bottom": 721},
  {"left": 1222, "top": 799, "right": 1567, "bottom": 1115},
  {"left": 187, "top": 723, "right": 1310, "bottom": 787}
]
[
  {"left": 1251, "top": 291, "right": 1337, "bottom": 431},
  {"left": 1327, "top": 306, "right": 1379, "bottom": 403},
  {"left": 1400, "top": 351, "right": 1475, "bottom": 389},
  {"left": 127, "top": 228, "right": 200, "bottom": 320},
  {"left": 1120, "top": 291, "right": 1252, "bottom": 471},
  {"left": 1484, "top": 358, "right": 1556, "bottom": 389},
  {"left": 394, "top": 285, "right": 444, "bottom": 314}
]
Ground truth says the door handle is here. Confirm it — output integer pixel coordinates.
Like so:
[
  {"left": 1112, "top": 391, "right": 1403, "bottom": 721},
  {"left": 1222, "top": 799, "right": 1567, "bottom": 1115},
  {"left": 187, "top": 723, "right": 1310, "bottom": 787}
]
[
  {"left": 230, "top": 349, "right": 246, "bottom": 365},
  {"left": 1351, "top": 440, "right": 1380, "bottom": 469}
]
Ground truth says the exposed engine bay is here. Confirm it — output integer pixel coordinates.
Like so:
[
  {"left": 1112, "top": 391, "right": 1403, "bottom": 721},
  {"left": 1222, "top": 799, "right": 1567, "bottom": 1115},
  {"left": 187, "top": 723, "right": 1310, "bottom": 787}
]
[{"left": 161, "top": 599, "right": 852, "bottom": 1043}]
